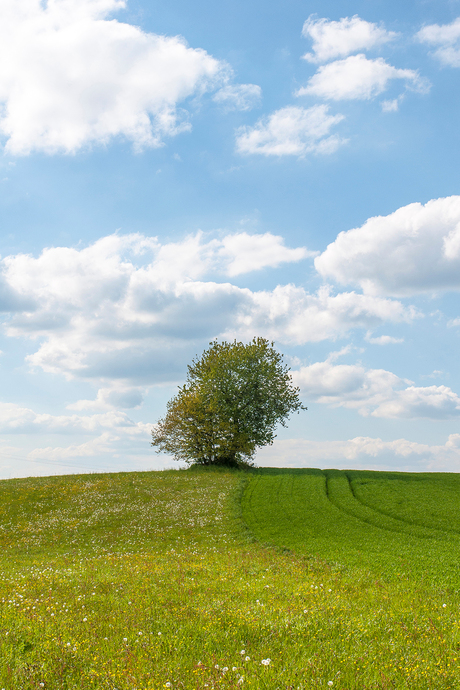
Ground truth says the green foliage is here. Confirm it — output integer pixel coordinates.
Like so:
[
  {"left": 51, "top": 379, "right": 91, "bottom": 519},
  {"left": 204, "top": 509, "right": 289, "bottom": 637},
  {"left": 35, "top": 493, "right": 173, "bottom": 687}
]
[{"left": 151, "top": 337, "right": 306, "bottom": 467}]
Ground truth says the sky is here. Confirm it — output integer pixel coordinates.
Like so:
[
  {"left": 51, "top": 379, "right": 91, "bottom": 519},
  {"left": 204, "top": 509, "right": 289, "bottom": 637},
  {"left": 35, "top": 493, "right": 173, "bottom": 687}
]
[{"left": 1, "top": 0, "right": 460, "bottom": 477}]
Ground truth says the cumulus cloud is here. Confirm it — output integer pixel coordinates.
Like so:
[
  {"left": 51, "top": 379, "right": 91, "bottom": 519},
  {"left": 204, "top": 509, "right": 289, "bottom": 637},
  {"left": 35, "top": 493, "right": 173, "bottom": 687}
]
[
  {"left": 235, "top": 105, "right": 346, "bottom": 156},
  {"left": 218, "top": 232, "right": 316, "bottom": 275},
  {"left": 213, "top": 84, "right": 262, "bottom": 111},
  {"left": 0, "top": 232, "right": 415, "bottom": 388},
  {"left": 302, "top": 15, "right": 396, "bottom": 64},
  {"left": 257, "top": 434, "right": 460, "bottom": 472},
  {"left": 315, "top": 195, "right": 460, "bottom": 296},
  {"left": 417, "top": 18, "right": 460, "bottom": 67},
  {"left": 297, "top": 54, "right": 428, "bottom": 101},
  {"left": 293, "top": 354, "right": 460, "bottom": 419},
  {"left": 0, "top": 0, "right": 228, "bottom": 154},
  {"left": 230, "top": 285, "right": 416, "bottom": 345}
]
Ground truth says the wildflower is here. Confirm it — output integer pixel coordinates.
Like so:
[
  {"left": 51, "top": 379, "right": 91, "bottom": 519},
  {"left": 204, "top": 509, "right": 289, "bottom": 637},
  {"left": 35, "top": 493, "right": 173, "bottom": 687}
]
[
  {"left": 165, "top": 684, "right": 171, "bottom": 688},
  {"left": 158, "top": 632, "right": 162, "bottom": 636},
  {"left": 443, "top": 604, "right": 447, "bottom": 608},
  {"left": 237, "top": 678, "right": 244, "bottom": 685},
  {"left": 123, "top": 637, "right": 127, "bottom": 642},
  {"left": 328, "top": 682, "right": 333, "bottom": 687},
  {"left": 232, "top": 666, "right": 237, "bottom": 671},
  {"left": 138, "top": 631, "right": 142, "bottom": 635},
  {"left": 240, "top": 650, "right": 245, "bottom": 655},
  {"left": 222, "top": 667, "right": 228, "bottom": 672},
  {"left": 82, "top": 617, "right": 87, "bottom": 622},
  {"left": 261, "top": 658, "right": 271, "bottom": 665},
  {"left": 245, "top": 656, "right": 250, "bottom": 661}
]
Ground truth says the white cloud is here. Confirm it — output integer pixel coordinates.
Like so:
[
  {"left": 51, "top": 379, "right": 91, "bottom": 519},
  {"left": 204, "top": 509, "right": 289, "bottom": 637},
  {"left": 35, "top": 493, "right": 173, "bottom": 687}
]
[
  {"left": 0, "top": 232, "right": 415, "bottom": 388},
  {"left": 297, "top": 54, "right": 428, "bottom": 101},
  {"left": 417, "top": 18, "right": 460, "bottom": 67},
  {"left": 257, "top": 434, "right": 460, "bottom": 472},
  {"left": 381, "top": 95, "right": 403, "bottom": 112},
  {"left": 293, "top": 355, "right": 460, "bottom": 419},
  {"left": 315, "top": 195, "right": 460, "bottom": 296},
  {"left": 218, "top": 232, "right": 316, "bottom": 276},
  {"left": 0, "top": 0, "right": 228, "bottom": 154},
  {"left": 226, "top": 284, "right": 416, "bottom": 345},
  {"left": 235, "top": 105, "right": 346, "bottom": 157},
  {"left": 302, "top": 15, "right": 396, "bottom": 64},
  {"left": 365, "top": 332, "right": 403, "bottom": 345},
  {"left": 0, "top": 401, "right": 150, "bottom": 434},
  {"left": 213, "top": 84, "right": 262, "bottom": 111}
]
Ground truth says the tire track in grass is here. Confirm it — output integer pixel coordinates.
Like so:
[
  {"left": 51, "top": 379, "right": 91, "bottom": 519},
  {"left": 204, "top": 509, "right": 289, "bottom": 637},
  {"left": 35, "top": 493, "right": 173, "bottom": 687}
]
[
  {"left": 324, "top": 471, "right": 443, "bottom": 540},
  {"left": 347, "top": 472, "right": 460, "bottom": 536}
]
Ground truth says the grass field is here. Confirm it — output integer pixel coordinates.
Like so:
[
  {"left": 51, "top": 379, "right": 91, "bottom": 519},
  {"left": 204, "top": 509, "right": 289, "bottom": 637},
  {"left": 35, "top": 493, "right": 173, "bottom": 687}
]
[{"left": 0, "top": 467, "right": 460, "bottom": 689}]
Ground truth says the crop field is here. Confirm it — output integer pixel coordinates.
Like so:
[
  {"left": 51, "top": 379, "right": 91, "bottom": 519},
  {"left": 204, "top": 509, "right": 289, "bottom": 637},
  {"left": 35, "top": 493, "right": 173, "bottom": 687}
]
[{"left": 0, "top": 467, "right": 460, "bottom": 689}]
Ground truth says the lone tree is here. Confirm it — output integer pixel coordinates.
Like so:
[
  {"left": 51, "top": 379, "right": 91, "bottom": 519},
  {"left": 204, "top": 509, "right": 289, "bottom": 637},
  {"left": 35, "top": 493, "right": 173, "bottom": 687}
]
[{"left": 151, "top": 337, "right": 306, "bottom": 468}]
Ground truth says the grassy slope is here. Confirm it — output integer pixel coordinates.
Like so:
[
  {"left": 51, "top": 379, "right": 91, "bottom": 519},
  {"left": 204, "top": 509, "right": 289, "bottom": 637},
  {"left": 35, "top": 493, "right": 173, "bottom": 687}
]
[{"left": 0, "top": 468, "right": 459, "bottom": 689}]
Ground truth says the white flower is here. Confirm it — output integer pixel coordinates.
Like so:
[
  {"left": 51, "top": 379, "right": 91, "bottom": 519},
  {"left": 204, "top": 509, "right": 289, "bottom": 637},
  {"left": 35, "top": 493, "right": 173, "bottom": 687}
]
[
  {"left": 240, "top": 649, "right": 245, "bottom": 655},
  {"left": 245, "top": 656, "right": 250, "bottom": 661},
  {"left": 443, "top": 603, "right": 447, "bottom": 608},
  {"left": 232, "top": 666, "right": 237, "bottom": 671},
  {"left": 165, "top": 684, "right": 171, "bottom": 688},
  {"left": 138, "top": 631, "right": 142, "bottom": 635},
  {"left": 261, "top": 658, "right": 271, "bottom": 665},
  {"left": 215, "top": 664, "right": 220, "bottom": 669},
  {"left": 82, "top": 617, "right": 87, "bottom": 622},
  {"left": 237, "top": 678, "right": 244, "bottom": 685},
  {"left": 328, "top": 682, "right": 333, "bottom": 687},
  {"left": 158, "top": 632, "right": 162, "bottom": 636},
  {"left": 123, "top": 637, "right": 127, "bottom": 642},
  {"left": 222, "top": 667, "right": 228, "bottom": 672}
]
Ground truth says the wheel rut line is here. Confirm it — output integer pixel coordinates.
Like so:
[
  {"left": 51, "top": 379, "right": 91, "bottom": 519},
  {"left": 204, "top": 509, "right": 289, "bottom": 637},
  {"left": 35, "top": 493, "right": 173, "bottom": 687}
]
[
  {"left": 345, "top": 473, "right": 460, "bottom": 538},
  {"left": 324, "top": 474, "right": 438, "bottom": 540}
]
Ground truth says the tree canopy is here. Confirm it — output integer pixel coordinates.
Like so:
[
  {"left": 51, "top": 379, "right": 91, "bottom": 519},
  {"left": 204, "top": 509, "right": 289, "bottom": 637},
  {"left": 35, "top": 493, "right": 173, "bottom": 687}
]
[{"left": 151, "top": 337, "right": 306, "bottom": 468}]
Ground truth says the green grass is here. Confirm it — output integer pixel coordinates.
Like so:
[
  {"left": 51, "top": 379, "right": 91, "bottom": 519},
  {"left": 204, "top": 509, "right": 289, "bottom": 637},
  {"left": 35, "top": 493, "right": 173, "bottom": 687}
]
[{"left": 1, "top": 467, "right": 460, "bottom": 689}]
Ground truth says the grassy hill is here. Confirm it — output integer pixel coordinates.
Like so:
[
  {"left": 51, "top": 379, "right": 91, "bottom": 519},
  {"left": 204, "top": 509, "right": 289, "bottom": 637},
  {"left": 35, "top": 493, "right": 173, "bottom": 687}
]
[{"left": 0, "top": 467, "right": 459, "bottom": 689}]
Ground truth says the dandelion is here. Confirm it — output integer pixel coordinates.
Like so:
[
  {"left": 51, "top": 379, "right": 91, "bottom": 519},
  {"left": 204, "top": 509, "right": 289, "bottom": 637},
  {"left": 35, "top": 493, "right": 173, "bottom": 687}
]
[
  {"left": 240, "top": 650, "right": 245, "bottom": 655},
  {"left": 222, "top": 667, "right": 228, "bottom": 672},
  {"left": 232, "top": 666, "right": 238, "bottom": 671},
  {"left": 245, "top": 656, "right": 250, "bottom": 661},
  {"left": 328, "top": 682, "right": 333, "bottom": 687},
  {"left": 237, "top": 678, "right": 244, "bottom": 685},
  {"left": 261, "top": 658, "right": 271, "bottom": 665}
]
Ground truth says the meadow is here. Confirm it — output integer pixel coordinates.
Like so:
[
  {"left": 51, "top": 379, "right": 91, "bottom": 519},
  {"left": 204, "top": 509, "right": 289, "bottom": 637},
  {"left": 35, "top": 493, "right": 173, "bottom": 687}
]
[{"left": 0, "top": 467, "right": 459, "bottom": 689}]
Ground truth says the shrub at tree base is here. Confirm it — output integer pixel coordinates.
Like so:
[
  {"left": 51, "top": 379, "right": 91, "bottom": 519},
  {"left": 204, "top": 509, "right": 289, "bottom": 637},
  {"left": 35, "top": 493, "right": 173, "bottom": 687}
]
[{"left": 151, "top": 337, "right": 306, "bottom": 468}]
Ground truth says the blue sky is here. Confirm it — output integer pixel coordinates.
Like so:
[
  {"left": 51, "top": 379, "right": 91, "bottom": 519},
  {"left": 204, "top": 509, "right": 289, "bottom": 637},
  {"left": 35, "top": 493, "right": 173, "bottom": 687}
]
[{"left": 1, "top": 0, "right": 460, "bottom": 477}]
